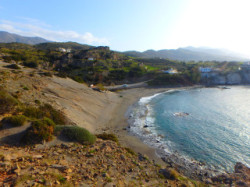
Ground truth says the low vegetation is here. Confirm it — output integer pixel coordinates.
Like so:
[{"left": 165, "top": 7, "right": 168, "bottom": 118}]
[
  {"left": 0, "top": 89, "right": 19, "bottom": 114},
  {"left": 55, "top": 125, "right": 96, "bottom": 145},
  {"left": 2, "top": 115, "right": 27, "bottom": 127},
  {"left": 4, "top": 64, "right": 21, "bottom": 69},
  {"left": 23, "top": 104, "right": 66, "bottom": 125},
  {"left": 22, "top": 117, "right": 55, "bottom": 144},
  {"left": 96, "top": 133, "right": 119, "bottom": 143}
]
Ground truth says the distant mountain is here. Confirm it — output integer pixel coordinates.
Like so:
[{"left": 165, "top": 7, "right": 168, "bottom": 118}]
[
  {"left": 123, "top": 47, "right": 249, "bottom": 61},
  {"left": 35, "top": 42, "right": 93, "bottom": 51},
  {"left": 0, "top": 31, "right": 50, "bottom": 45}
]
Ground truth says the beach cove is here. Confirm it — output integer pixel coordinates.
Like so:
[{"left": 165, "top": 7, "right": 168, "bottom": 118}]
[{"left": 104, "top": 86, "right": 250, "bottom": 180}]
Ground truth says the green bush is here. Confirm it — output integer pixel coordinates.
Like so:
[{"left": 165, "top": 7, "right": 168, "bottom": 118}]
[
  {"left": 159, "top": 168, "right": 179, "bottom": 180},
  {"left": 42, "top": 72, "right": 53, "bottom": 77},
  {"left": 34, "top": 99, "right": 41, "bottom": 105},
  {"left": 23, "top": 61, "right": 38, "bottom": 68},
  {"left": 23, "top": 106, "right": 43, "bottom": 119},
  {"left": 23, "top": 104, "right": 66, "bottom": 125},
  {"left": 96, "top": 133, "right": 119, "bottom": 143},
  {"left": 22, "top": 117, "right": 55, "bottom": 144},
  {"left": 0, "top": 89, "right": 19, "bottom": 114},
  {"left": 72, "top": 76, "right": 84, "bottom": 83},
  {"left": 55, "top": 126, "right": 96, "bottom": 145},
  {"left": 2, "top": 115, "right": 27, "bottom": 127},
  {"left": 39, "top": 104, "right": 66, "bottom": 125},
  {"left": 124, "top": 147, "right": 136, "bottom": 155},
  {"left": 22, "top": 86, "right": 29, "bottom": 90}
]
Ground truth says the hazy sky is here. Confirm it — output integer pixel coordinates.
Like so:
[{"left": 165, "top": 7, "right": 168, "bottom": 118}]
[{"left": 0, "top": 0, "right": 250, "bottom": 54}]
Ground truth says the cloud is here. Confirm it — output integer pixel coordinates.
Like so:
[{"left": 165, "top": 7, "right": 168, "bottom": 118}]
[{"left": 0, "top": 19, "right": 109, "bottom": 46}]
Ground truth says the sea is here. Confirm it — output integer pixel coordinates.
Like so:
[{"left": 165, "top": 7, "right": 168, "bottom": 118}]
[{"left": 128, "top": 86, "right": 250, "bottom": 173}]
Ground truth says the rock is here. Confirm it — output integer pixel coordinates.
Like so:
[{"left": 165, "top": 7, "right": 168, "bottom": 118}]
[
  {"left": 50, "top": 164, "right": 68, "bottom": 171},
  {"left": 205, "top": 178, "right": 213, "bottom": 184},
  {"left": 236, "top": 181, "right": 247, "bottom": 186},
  {"left": 32, "top": 155, "right": 43, "bottom": 159},
  {"left": 65, "top": 168, "right": 72, "bottom": 173},
  {"left": 4, "top": 154, "right": 12, "bottom": 161},
  {"left": 120, "top": 154, "right": 125, "bottom": 161},
  {"left": 102, "top": 173, "right": 109, "bottom": 177},
  {"left": 55, "top": 180, "right": 60, "bottom": 185},
  {"left": 79, "top": 183, "right": 91, "bottom": 187},
  {"left": 235, "top": 162, "right": 247, "bottom": 173}
]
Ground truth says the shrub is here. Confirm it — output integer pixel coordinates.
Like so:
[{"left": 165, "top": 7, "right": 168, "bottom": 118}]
[
  {"left": 2, "top": 115, "right": 27, "bottom": 127},
  {"left": 56, "top": 72, "right": 67, "bottom": 78},
  {"left": 22, "top": 117, "right": 55, "bottom": 144},
  {"left": 22, "top": 86, "right": 29, "bottom": 90},
  {"left": 169, "top": 169, "right": 179, "bottom": 180},
  {"left": 5, "top": 64, "right": 21, "bottom": 69},
  {"left": 23, "top": 104, "right": 66, "bottom": 125},
  {"left": 42, "top": 72, "right": 53, "bottom": 77},
  {"left": 55, "top": 125, "right": 96, "bottom": 145},
  {"left": 96, "top": 83, "right": 106, "bottom": 91},
  {"left": 96, "top": 133, "right": 119, "bottom": 143},
  {"left": 23, "top": 106, "right": 43, "bottom": 119},
  {"left": 159, "top": 168, "right": 179, "bottom": 180},
  {"left": 23, "top": 61, "right": 38, "bottom": 68},
  {"left": 0, "top": 89, "right": 19, "bottom": 114},
  {"left": 39, "top": 104, "right": 66, "bottom": 125},
  {"left": 124, "top": 147, "right": 136, "bottom": 155},
  {"left": 34, "top": 99, "right": 41, "bottom": 105}
]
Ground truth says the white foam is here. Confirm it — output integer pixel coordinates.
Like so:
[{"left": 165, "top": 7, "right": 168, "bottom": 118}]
[
  {"left": 138, "top": 89, "right": 177, "bottom": 105},
  {"left": 128, "top": 88, "right": 222, "bottom": 177}
]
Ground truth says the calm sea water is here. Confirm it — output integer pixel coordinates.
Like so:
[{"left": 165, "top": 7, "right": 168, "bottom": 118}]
[{"left": 129, "top": 86, "right": 250, "bottom": 172}]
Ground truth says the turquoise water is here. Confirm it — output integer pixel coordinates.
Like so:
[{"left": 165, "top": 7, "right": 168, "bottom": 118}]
[{"left": 129, "top": 86, "right": 250, "bottom": 172}]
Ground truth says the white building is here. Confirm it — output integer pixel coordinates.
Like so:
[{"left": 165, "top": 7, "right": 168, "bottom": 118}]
[
  {"left": 88, "top": 57, "right": 94, "bottom": 61},
  {"left": 199, "top": 67, "right": 212, "bottom": 73},
  {"left": 162, "top": 68, "right": 178, "bottom": 74},
  {"left": 58, "top": 48, "right": 71, "bottom": 53}
]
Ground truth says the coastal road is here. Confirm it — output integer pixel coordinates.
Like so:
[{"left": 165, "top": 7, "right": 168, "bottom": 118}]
[{"left": 104, "top": 81, "right": 149, "bottom": 91}]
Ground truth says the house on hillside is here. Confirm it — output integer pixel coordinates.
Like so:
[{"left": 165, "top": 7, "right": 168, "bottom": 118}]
[
  {"left": 88, "top": 57, "right": 94, "bottom": 61},
  {"left": 58, "top": 48, "right": 71, "bottom": 53},
  {"left": 162, "top": 68, "right": 178, "bottom": 74}
]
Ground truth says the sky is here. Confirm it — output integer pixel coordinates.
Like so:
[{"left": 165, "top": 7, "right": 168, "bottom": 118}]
[{"left": 0, "top": 0, "right": 250, "bottom": 55}]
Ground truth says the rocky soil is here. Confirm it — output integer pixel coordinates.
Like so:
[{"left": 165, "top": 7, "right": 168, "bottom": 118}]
[{"left": 0, "top": 139, "right": 195, "bottom": 187}]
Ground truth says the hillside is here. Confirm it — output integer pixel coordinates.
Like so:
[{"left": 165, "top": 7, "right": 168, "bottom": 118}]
[
  {"left": 0, "top": 31, "right": 50, "bottom": 45},
  {"left": 0, "top": 42, "right": 150, "bottom": 85},
  {"left": 1, "top": 61, "right": 250, "bottom": 186},
  {"left": 124, "top": 47, "right": 249, "bottom": 62}
]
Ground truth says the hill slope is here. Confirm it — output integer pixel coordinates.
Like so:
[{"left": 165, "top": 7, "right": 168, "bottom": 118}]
[
  {"left": 124, "top": 47, "right": 249, "bottom": 61},
  {"left": 0, "top": 31, "right": 50, "bottom": 45}
]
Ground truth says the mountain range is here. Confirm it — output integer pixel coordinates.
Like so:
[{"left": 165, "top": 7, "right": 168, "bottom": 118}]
[
  {"left": 0, "top": 31, "right": 248, "bottom": 61},
  {"left": 123, "top": 47, "right": 249, "bottom": 61},
  {"left": 0, "top": 31, "right": 50, "bottom": 45}
]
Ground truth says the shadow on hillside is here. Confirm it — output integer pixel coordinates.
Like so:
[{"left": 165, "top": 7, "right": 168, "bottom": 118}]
[{"left": 0, "top": 124, "right": 30, "bottom": 146}]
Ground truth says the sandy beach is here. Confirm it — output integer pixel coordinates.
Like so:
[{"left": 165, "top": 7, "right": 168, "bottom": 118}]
[{"left": 99, "top": 87, "right": 182, "bottom": 166}]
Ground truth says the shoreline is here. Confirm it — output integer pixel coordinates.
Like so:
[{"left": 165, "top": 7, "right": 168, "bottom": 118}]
[
  {"left": 100, "top": 86, "right": 199, "bottom": 167},
  {"left": 101, "top": 85, "right": 239, "bottom": 180},
  {"left": 104, "top": 85, "right": 250, "bottom": 180}
]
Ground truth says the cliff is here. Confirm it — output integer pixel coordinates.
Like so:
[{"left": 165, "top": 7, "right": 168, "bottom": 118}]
[{"left": 201, "top": 70, "right": 250, "bottom": 85}]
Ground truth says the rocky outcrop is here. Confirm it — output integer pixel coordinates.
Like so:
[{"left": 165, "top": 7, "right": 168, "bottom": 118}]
[
  {"left": 226, "top": 73, "right": 242, "bottom": 84},
  {"left": 201, "top": 70, "right": 250, "bottom": 85},
  {"left": 211, "top": 162, "right": 250, "bottom": 186}
]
